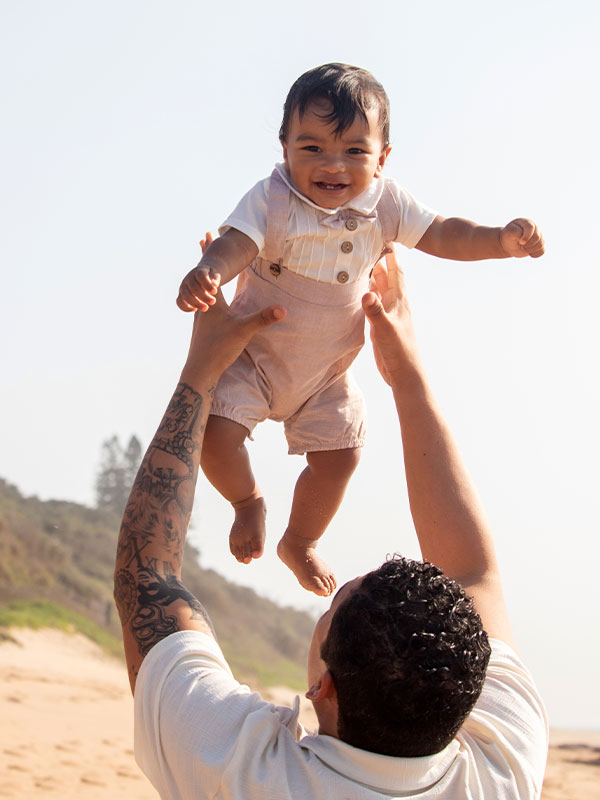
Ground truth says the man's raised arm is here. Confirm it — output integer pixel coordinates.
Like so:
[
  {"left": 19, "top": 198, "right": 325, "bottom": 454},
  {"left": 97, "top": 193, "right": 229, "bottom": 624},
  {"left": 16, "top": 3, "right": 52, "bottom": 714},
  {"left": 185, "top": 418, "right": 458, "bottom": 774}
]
[
  {"left": 362, "top": 251, "right": 515, "bottom": 648},
  {"left": 113, "top": 296, "right": 285, "bottom": 692}
]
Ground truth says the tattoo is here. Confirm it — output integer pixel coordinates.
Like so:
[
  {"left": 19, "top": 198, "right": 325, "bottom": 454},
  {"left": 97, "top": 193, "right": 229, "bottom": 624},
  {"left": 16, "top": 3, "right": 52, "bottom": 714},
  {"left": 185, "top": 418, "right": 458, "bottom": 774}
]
[
  {"left": 114, "top": 569, "right": 137, "bottom": 625},
  {"left": 117, "top": 383, "right": 204, "bottom": 558},
  {"left": 114, "top": 382, "right": 215, "bottom": 656},
  {"left": 130, "top": 565, "right": 215, "bottom": 655},
  {"left": 152, "top": 383, "right": 206, "bottom": 473}
]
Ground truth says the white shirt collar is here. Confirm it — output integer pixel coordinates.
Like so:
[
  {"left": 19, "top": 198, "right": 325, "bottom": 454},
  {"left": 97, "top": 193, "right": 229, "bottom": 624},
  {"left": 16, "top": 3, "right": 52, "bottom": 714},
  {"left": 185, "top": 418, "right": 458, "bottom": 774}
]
[
  {"left": 299, "top": 732, "right": 461, "bottom": 795},
  {"left": 274, "top": 162, "right": 385, "bottom": 216}
]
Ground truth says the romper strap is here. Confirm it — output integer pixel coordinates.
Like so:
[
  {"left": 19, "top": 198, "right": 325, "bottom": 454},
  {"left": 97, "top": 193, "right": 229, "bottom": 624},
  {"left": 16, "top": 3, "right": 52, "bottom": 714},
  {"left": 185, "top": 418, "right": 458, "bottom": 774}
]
[
  {"left": 375, "top": 181, "right": 401, "bottom": 256},
  {"left": 263, "top": 168, "right": 290, "bottom": 265}
]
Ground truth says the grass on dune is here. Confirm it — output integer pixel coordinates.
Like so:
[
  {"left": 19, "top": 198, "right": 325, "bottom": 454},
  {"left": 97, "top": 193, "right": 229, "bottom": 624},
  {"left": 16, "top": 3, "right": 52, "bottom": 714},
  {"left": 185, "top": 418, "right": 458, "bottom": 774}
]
[
  {"left": 0, "top": 478, "right": 316, "bottom": 690},
  {"left": 0, "top": 598, "right": 307, "bottom": 690},
  {"left": 0, "top": 598, "right": 123, "bottom": 658}
]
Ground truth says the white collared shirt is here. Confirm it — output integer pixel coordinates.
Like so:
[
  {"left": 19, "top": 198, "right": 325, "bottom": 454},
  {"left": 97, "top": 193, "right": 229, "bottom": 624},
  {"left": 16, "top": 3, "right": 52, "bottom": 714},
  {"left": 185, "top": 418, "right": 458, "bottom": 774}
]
[
  {"left": 135, "top": 632, "right": 548, "bottom": 799},
  {"left": 219, "top": 164, "right": 436, "bottom": 284}
]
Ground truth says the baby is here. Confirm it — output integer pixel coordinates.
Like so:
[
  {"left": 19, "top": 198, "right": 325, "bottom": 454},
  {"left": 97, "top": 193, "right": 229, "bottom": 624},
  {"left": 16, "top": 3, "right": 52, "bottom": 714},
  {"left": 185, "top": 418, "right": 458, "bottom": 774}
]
[{"left": 177, "top": 63, "right": 544, "bottom": 597}]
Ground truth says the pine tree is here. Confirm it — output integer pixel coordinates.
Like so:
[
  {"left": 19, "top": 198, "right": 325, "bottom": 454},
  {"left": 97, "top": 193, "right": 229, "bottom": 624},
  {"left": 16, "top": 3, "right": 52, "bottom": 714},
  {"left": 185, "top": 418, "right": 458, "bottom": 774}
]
[
  {"left": 95, "top": 434, "right": 143, "bottom": 516},
  {"left": 124, "top": 435, "right": 143, "bottom": 488}
]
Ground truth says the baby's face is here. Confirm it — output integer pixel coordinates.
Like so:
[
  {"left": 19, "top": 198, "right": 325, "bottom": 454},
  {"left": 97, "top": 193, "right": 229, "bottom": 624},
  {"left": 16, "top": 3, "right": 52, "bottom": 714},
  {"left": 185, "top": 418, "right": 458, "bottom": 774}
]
[{"left": 282, "top": 101, "right": 391, "bottom": 209}]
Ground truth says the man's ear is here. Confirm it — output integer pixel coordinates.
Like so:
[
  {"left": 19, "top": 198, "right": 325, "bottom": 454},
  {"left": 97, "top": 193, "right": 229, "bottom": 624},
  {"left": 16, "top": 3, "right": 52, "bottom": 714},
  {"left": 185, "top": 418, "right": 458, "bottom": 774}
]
[{"left": 305, "top": 669, "right": 337, "bottom": 702}]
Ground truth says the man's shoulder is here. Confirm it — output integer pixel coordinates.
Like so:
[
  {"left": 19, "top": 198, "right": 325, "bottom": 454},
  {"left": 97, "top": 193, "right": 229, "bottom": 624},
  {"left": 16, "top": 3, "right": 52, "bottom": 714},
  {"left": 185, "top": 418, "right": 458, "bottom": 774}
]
[
  {"left": 133, "top": 630, "right": 321, "bottom": 798},
  {"left": 135, "top": 630, "right": 304, "bottom": 740},
  {"left": 472, "top": 638, "right": 547, "bottom": 730},
  {"left": 456, "top": 638, "right": 548, "bottom": 796},
  {"left": 484, "top": 638, "right": 544, "bottom": 692},
  {"left": 135, "top": 630, "right": 230, "bottom": 689}
]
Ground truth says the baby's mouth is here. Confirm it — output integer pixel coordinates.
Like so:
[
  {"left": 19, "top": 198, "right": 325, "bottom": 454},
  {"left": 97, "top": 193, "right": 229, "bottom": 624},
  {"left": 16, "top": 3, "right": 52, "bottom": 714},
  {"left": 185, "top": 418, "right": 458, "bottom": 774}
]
[{"left": 315, "top": 182, "right": 348, "bottom": 191}]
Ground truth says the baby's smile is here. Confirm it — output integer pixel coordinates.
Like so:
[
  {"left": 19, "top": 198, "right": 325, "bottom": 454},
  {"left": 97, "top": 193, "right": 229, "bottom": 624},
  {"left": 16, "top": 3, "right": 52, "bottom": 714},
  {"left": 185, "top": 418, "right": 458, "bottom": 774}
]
[
  {"left": 282, "top": 102, "right": 390, "bottom": 209},
  {"left": 314, "top": 181, "right": 349, "bottom": 192}
]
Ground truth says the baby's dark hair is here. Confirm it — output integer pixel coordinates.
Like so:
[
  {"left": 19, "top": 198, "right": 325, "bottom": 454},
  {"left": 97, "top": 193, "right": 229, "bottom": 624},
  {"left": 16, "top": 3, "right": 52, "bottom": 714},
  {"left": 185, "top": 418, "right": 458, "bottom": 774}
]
[
  {"left": 279, "top": 63, "right": 390, "bottom": 147},
  {"left": 321, "top": 556, "right": 491, "bottom": 757}
]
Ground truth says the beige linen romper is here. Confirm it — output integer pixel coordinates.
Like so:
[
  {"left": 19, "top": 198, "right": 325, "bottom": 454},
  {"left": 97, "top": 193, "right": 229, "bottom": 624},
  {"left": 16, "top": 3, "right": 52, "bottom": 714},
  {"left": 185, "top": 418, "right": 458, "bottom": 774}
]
[{"left": 210, "top": 169, "right": 400, "bottom": 455}]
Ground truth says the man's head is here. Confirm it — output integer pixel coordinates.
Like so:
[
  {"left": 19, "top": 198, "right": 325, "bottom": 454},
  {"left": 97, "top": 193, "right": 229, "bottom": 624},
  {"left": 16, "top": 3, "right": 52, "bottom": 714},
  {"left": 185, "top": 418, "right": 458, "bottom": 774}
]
[
  {"left": 279, "top": 64, "right": 392, "bottom": 209},
  {"left": 308, "top": 557, "right": 491, "bottom": 757}
]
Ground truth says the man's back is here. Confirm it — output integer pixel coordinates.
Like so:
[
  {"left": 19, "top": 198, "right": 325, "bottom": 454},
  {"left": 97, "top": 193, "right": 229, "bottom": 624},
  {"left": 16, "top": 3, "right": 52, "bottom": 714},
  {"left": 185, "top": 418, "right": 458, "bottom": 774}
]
[{"left": 134, "top": 631, "right": 547, "bottom": 799}]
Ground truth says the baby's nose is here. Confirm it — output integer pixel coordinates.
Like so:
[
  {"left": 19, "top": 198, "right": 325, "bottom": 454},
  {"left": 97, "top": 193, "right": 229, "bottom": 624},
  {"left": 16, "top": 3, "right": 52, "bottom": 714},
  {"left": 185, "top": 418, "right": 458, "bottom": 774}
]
[{"left": 320, "top": 155, "right": 345, "bottom": 173}]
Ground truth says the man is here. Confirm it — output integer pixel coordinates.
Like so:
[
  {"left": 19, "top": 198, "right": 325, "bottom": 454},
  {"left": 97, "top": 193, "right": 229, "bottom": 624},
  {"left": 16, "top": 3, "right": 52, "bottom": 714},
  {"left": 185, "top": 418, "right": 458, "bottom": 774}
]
[{"left": 114, "top": 251, "right": 548, "bottom": 798}]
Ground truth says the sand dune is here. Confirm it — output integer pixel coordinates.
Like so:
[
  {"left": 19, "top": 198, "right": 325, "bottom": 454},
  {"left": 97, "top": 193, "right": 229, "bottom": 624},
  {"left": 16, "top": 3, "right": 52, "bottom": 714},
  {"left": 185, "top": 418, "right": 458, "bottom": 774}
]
[{"left": 0, "top": 628, "right": 597, "bottom": 799}]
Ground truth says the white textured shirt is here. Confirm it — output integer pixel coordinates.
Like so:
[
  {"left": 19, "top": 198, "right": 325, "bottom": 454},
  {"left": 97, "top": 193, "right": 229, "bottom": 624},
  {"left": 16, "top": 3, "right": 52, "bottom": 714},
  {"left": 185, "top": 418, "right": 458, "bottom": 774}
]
[
  {"left": 219, "top": 163, "right": 436, "bottom": 284},
  {"left": 135, "top": 632, "right": 548, "bottom": 800}
]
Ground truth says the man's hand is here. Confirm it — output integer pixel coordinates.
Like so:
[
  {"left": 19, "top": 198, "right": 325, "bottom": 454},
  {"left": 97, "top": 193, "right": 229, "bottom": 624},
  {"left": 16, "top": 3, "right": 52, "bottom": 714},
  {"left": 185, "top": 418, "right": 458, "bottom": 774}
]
[
  {"left": 499, "top": 218, "right": 545, "bottom": 258},
  {"left": 362, "top": 248, "right": 421, "bottom": 386},
  {"left": 181, "top": 291, "right": 286, "bottom": 389}
]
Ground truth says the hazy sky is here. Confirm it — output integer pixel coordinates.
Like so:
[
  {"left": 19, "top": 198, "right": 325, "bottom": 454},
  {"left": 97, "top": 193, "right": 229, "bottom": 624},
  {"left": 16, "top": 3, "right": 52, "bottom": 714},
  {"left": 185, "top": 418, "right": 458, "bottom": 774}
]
[{"left": 1, "top": 0, "right": 599, "bottom": 729}]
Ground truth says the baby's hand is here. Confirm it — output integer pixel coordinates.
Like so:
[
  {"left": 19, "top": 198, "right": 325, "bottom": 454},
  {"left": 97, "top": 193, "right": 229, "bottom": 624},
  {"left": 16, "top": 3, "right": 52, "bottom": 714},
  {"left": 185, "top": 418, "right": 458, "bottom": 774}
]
[
  {"left": 177, "top": 232, "right": 220, "bottom": 312},
  {"left": 177, "top": 266, "right": 220, "bottom": 312},
  {"left": 500, "top": 218, "right": 545, "bottom": 259}
]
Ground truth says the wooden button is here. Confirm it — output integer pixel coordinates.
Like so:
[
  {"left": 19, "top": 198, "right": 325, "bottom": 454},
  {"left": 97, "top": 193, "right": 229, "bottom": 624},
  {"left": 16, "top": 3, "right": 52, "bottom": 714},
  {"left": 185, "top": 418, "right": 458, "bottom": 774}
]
[
  {"left": 345, "top": 218, "right": 358, "bottom": 231},
  {"left": 337, "top": 271, "right": 350, "bottom": 283},
  {"left": 341, "top": 241, "right": 353, "bottom": 254}
]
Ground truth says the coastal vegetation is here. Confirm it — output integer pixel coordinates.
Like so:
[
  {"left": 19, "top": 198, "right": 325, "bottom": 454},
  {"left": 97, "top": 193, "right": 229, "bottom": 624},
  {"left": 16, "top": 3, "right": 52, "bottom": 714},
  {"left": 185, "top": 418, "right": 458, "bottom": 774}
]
[{"left": 0, "top": 478, "right": 314, "bottom": 689}]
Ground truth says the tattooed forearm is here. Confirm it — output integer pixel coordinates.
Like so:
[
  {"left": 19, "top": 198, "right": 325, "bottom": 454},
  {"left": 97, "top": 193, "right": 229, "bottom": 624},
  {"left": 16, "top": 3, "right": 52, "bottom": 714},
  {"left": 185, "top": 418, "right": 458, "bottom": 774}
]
[
  {"left": 151, "top": 382, "right": 207, "bottom": 472},
  {"left": 114, "top": 569, "right": 137, "bottom": 625},
  {"left": 115, "top": 380, "right": 216, "bottom": 660},
  {"left": 118, "top": 382, "right": 207, "bottom": 556},
  {"left": 115, "top": 565, "right": 215, "bottom": 655}
]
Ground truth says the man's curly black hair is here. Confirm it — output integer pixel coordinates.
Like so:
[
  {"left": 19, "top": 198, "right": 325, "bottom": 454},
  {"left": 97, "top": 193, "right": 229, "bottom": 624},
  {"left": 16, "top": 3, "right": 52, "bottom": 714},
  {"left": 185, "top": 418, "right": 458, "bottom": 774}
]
[
  {"left": 279, "top": 63, "right": 391, "bottom": 148},
  {"left": 321, "top": 556, "right": 491, "bottom": 757}
]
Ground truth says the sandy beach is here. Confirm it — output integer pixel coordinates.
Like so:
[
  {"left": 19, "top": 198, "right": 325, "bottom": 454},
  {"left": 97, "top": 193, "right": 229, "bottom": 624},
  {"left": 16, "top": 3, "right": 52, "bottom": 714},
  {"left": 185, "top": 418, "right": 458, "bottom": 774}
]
[{"left": 0, "top": 628, "right": 597, "bottom": 799}]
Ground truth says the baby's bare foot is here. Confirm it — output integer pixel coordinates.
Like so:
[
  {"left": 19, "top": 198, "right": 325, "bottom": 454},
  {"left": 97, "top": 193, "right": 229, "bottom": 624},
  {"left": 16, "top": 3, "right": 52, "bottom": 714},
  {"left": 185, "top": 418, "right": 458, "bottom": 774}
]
[
  {"left": 230, "top": 495, "right": 266, "bottom": 564},
  {"left": 277, "top": 532, "right": 337, "bottom": 597}
]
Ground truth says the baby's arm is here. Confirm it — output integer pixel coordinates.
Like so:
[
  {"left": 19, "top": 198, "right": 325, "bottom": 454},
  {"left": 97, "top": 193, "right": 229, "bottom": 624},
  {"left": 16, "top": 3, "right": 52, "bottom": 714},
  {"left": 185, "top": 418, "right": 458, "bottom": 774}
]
[
  {"left": 177, "top": 228, "right": 259, "bottom": 312},
  {"left": 415, "top": 216, "right": 545, "bottom": 261}
]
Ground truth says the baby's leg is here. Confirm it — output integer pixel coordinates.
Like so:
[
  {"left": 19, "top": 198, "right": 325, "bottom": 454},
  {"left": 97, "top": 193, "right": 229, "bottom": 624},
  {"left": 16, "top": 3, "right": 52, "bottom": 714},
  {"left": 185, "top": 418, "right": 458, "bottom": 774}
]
[
  {"left": 277, "top": 447, "right": 361, "bottom": 597},
  {"left": 201, "top": 415, "right": 266, "bottom": 564}
]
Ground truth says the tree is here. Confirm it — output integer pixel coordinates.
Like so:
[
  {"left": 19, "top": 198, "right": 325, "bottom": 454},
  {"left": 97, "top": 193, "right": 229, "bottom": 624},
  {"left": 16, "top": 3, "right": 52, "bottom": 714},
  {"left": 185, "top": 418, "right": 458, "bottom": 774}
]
[
  {"left": 95, "top": 434, "right": 143, "bottom": 516},
  {"left": 124, "top": 435, "right": 143, "bottom": 488}
]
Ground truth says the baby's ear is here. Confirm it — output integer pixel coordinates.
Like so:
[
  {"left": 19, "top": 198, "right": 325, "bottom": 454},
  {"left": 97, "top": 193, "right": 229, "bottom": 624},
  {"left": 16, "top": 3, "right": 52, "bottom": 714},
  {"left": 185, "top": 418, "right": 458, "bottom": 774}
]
[
  {"left": 375, "top": 145, "right": 392, "bottom": 176},
  {"left": 281, "top": 140, "right": 288, "bottom": 162}
]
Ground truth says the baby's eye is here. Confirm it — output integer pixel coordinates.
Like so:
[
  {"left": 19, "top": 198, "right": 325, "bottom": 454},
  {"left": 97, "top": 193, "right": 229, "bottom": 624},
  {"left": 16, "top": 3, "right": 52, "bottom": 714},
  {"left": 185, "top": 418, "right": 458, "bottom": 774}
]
[
  {"left": 302, "top": 145, "right": 320, "bottom": 152},
  {"left": 348, "top": 148, "right": 366, "bottom": 155}
]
